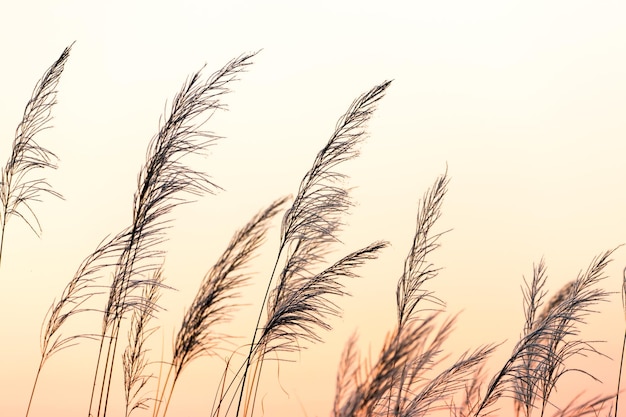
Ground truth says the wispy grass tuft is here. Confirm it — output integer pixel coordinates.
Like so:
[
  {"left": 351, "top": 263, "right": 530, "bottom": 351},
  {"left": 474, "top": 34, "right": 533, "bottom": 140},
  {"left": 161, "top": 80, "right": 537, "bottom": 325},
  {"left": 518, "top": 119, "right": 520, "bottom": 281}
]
[
  {"left": 123, "top": 269, "right": 165, "bottom": 417},
  {"left": 233, "top": 80, "right": 393, "bottom": 417},
  {"left": 155, "top": 196, "right": 289, "bottom": 417},
  {"left": 474, "top": 249, "right": 617, "bottom": 417},
  {"left": 26, "top": 228, "right": 128, "bottom": 417},
  {"left": 514, "top": 259, "right": 549, "bottom": 417},
  {"left": 262, "top": 240, "right": 389, "bottom": 354},
  {"left": 396, "top": 170, "right": 449, "bottom": 329},
  {"left": 0, "top": 43, "right": 73, "bottom": 268},
  {"left": 332, "top": 170, "right": 489, "bottom": 417},
  {"left": 82, "top": 51, "right": 258, "bottom": 417},
  {"left": 333, "top": 313, "right": 442, "bottom": 417}
]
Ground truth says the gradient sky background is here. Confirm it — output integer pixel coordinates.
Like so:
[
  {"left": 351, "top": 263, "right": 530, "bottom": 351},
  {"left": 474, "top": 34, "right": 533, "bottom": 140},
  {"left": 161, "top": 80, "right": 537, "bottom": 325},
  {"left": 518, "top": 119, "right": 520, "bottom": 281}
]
[{"left": 1, "top": 1, "right": 626, "bottom": 416}]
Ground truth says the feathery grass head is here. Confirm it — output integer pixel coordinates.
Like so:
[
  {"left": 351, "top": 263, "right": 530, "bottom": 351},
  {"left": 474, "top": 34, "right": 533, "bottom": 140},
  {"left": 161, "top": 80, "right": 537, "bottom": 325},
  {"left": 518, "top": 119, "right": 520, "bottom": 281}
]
[
  {"left": 0, "top": 43, "right": 73, "bottom": 267},
  {"left": 334, "top": 332, "right": 362, "bottom": 417},
  {"left": 123, "top": 269, "right": 165, "bottom": 417},
  {"left": 172, "top": 196, "right": 288, "bottom": 375},
  {"left": 475, "top": 248, "right": 616, "bottom": 417},
  {"left": 396, "top": 170, "right": 449, "bottom": 329},
  {"left": 334, "top": 314, "right": 441, "bottom": 417},
  {"left": 333, "top": 314, "right": 494, "bottom": 417},
  {"left": 400, "top": 344, "right": 496, "bottom": 417},
  {"left": 279, "top": 81, "right": 392, "bottom": 276},
  {"left": 261, "top": 81, "right": 392, "bottom": 357},
  {"left": 514, "top": 258, "right": 549, "bottom": 417},
  {"left": 103, "top": 51, "right": 259, "bottom": 333},
  {"left": 40, "top": 230, "right": 130, "bottom": 362},
  {"left": 262, "top": 240, "right": 388, "bottom": 355},
  {"left": 27, "top": 228, "right": 129, "bottom": 417},
  {"left": 233, "top": 81, "right": 393, "bottom": 417},
  {"left": 89, "top": 52, "right": 258, "bottom": 417},
  {"left": 152, "top": 197, "right": 287, "bottom": 417}
]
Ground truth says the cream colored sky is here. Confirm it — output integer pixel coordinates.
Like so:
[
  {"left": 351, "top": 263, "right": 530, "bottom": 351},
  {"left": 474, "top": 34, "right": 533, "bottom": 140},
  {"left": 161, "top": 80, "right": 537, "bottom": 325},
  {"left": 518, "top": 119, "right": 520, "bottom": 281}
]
[{"left": 1, "top": 1, "right": 626, "bottom": 416}]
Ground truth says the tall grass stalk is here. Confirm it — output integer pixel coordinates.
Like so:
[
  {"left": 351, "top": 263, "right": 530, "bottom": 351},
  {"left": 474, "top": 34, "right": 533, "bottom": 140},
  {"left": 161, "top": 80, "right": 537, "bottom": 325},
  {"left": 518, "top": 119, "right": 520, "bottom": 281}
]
[
  {"left": 514, "top": 259, "right": 549, "bottom": 417},
  {"left": 26, "top": 230, "right": 129, "bottom": 417},
  {"left": 86, "top": 51, "right": 257, "bottom": 417},
  {"left": 0, "top": 43, "right": 72, "bottom": 268},
  {"left": 386, "top": 171, "right": 449, "bottom": 416},
  {"left": 154, "top": 196, "right": 288, "bottom": 417},
  {"left": 123, "top": 269, "right": 164, "bottom": 417},
  {"left": 473, "top": 249, "right": 616, "bottom": 417},
  {"left": 233, "top": 80, "right": 392, "bottom": 417},
  {"left": 333, "top": 170, "right": 494, "bottom": 417},
  {"left": 396, "top": 170, "right": 448, "bottom": 329},
  {"left": 615, "top": 267, "right": 626, "bottom": 416}
]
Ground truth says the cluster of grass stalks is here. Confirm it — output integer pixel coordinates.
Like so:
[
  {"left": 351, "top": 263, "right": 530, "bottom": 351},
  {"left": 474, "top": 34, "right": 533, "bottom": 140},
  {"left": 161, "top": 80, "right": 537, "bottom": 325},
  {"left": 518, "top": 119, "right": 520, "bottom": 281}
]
[{"left": 5, "top": 44, "right": 625, "bottom": 417}]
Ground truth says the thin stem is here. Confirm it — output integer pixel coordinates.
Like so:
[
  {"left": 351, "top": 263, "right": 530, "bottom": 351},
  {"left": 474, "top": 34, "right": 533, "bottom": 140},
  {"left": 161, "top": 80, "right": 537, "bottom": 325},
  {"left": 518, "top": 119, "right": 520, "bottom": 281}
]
[
  {"left": 618, "top": 330, "right": 626, "bottom": 417},
  {"left": 616, "top": 266, "right": 626, "bottom": 417},
  {"left": 154, "top": 365, "right": 175, "bottom": 417},
  {"left": 24, "top": 357, "right": 45, "bottom": 417},
  {"left": 235, "top": 253, "right": 284, "bottom": 417}
]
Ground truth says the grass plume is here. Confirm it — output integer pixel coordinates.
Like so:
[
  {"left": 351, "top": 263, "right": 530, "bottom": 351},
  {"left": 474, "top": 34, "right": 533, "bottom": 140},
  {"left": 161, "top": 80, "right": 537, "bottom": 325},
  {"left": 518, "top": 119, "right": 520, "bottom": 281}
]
[
  {"left": 514, "top": 259, "right": 549, "bottom": 417},
  {"left": 88, "top": 51, "right": 258, "bottom": 417},
  {"left": 396, "top": 170, "right": 449, "bottom": 329},
  {"left": 332, "top": 170, "right": 488, "bottom": 417},
  {"left": 0, "top": 43, "right": 72, "bottom": 268},
  {"left": 474, "top": 249, "right": 616, "bottom": 417},
  {"left": 123, "top": 269, "right": 164, "bottom": 417},
  {"left": 234, "top": 80, "right": 392, "bottom": 417},
  {"left": 155, "top": 196, "right": 288, "bottom": 417},
  {"left": 26, "top": 230, "right": 129, "bottom": 417}
]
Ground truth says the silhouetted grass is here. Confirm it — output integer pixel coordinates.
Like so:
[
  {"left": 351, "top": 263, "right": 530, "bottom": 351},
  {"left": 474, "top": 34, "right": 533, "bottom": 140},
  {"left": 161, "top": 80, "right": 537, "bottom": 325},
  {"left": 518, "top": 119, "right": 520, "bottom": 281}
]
[
  {"left": 1, "top": 43, "right": 72, "bottom": 269},
  {"left": 4, "top": 45, "right": 624, "bottom": 417}
]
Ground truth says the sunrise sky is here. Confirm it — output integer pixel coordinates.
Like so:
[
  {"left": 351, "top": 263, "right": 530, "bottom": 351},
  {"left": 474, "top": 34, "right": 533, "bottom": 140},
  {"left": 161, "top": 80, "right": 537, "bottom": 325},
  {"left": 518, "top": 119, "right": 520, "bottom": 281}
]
[{"left": 1, "top": 1, "right": 626, "bottom": 416}]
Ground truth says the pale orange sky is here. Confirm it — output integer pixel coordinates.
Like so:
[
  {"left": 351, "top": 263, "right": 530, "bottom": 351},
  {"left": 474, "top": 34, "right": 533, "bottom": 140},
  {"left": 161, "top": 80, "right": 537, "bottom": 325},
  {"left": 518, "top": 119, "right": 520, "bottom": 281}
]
[{"left": 1, "top": 1, "right": 626, "bottom": 417}]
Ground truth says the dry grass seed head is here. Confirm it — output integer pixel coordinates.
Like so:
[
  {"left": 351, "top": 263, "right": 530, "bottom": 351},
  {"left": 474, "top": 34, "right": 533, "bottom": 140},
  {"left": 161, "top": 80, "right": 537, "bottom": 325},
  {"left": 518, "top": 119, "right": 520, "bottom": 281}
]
[
  {"left": 172, "top": 196, "right": 288, "bottom": 376},
  {"left": 1, "top": 43, "right": 72, "bottom": 241},
  {"left": 123, "top": 269, "right": 165, "bottom": 416},
  {"left": 397, "top": 171, "right": 449, "bottom": 330}
]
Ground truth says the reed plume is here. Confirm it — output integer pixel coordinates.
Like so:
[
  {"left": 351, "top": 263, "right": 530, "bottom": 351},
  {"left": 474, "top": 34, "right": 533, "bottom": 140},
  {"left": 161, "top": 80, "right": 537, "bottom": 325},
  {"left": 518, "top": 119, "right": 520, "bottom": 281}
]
[
  {"left": 514, "top": 259, "right": 549, "bottom": 417},
  {"left": 0, "top": 43, "right": 72, "bottom": 267},
  {"left": 549, "top": 391, "right": 615, "bottom": 417},
  {"left": 332, "top": 170, "right": 449, "bottom": 416},
  {"left": 333, "top": 314, "right": 494, "bottom": 417},
  {"left": 235, "top": 241, "right": 388, "bottom": 417},
  {"left": 26, "top": 229, "right": 129, "bottom": 417},
  {"left": 474, "top": 249, "right": 616, "bottom": 417},
  {"left": 450, "top": 364, "right": 488, "bottom": 417},
  {"left": 89, "top": 51, "right": 258, "bottom": 417},
  {"left": 333, "top": 314, "right": 441, "bottom": 417},
  {"left": 261, "top": 240, "right": 389, "bottom": 353},
  {"left": 334, "top": 332, "right": 362, "bottom": 417},
  {"left": 388, "top": 170, "right": 450, "bottom": 412},
  {"left": 155, "top": 196, "right": 288, "bottom": 417},
  {"left": 396, "top": 170, "right": 449, "bottom": 329},
  {"left": 123, "top": 269, "right": 164, "bottom": 417},
  {"left": 234, "top": 80, "right": 392, "bottom": 417},
  {"left": 398, "top": 344, "right": 496, "bottom": 417},
  {"left": 263, "top": 80, "right": 393, "bottom": 350},
  {"left": 386, "top": 171, "right": 454, "bottom": 416}
]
